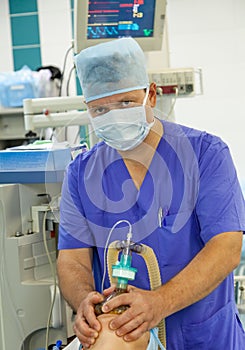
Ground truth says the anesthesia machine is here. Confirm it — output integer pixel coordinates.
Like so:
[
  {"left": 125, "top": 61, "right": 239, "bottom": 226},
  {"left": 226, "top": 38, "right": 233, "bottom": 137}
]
[{"left": 0, "top": 146, "right": 74, "bottom": 350}]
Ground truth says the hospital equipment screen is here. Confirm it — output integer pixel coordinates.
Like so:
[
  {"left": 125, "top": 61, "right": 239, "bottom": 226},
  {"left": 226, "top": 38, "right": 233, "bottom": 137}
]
[{"left": 74, "top": 0, "right": 166, "bottom": 53}]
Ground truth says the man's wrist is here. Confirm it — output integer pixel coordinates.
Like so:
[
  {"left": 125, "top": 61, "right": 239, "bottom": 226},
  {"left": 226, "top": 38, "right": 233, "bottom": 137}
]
[{"left": 154, "top": 284, "right": 175, "bottom": 319}]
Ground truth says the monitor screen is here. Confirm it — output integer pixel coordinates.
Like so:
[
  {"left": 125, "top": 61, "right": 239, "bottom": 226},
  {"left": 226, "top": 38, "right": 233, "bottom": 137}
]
[{"left": 74, "top": 0, "right": 166, "bottom": 53}]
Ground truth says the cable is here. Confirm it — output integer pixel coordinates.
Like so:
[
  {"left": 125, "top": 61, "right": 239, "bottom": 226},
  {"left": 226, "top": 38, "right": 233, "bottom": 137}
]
[
  {"left": 39, "top": 128, "right": 44, "bottom": 140},
  {"left": 48, "top": 194, "right": 61, "bottom": 224},
  {"left": 42, "top": 193, "right": 62, "bottom": 349},
  {"left": 42, "top": 209, "right": 57, "bottom": 350},
  {"left": 166, "top": 87, "right": 179, "bottom": 120},
  {"left": 48, "top": 128, "right": 56, "bottom": 141},
  {"left": 73, "top": 128, "right": 82, "bottom": 145},
  {"left": 101, "top": 220, "right": 132, "bottom": 292},
  {"left": 59, "top": 45, "right": 74, "bottom": 96},
  {"left": 151, "top": 328, "right": 166, "bottom": 350},
  {"left": 66, "top": 65, "right": 76, "bottom": 96}
]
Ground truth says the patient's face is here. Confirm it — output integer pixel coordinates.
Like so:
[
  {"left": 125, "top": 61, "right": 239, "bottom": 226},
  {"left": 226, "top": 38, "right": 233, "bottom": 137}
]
[{"left": 90, "top": 314, "right": 150, "bottom": 350}]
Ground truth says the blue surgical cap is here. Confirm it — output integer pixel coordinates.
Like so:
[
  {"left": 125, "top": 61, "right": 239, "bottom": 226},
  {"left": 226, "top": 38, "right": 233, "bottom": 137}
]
[{"left": 74, "top": 37, "right": 149, "bottom": 102}]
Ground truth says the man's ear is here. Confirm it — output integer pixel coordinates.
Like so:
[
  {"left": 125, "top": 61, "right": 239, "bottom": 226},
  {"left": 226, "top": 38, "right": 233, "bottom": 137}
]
[{"left": 148, "top": 82, "right": 157, "bottom": 107}]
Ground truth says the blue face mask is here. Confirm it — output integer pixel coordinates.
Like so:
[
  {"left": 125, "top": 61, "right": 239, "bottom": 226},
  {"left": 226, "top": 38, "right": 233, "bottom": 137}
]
[{"left": 89, "top": 90, "right": 154, "bottom": 151}]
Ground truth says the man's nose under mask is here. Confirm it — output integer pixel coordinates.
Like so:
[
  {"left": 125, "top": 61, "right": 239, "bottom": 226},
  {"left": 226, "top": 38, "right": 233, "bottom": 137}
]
[{"left": 90, "top": 105, "right": 154, "bottom": 151}]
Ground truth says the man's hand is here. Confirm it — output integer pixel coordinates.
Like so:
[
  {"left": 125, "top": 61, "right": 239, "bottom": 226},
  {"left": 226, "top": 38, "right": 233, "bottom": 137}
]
[
  {"left": 74, "top": 291, "right": 104, "bottom": 348},
  {"left": 101, "top": 286, "right": 164, "bottom": 342}
]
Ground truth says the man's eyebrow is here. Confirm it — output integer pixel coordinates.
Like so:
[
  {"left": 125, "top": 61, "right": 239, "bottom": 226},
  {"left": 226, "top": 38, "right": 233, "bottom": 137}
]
[
  {"left": 88, "top": 92, "right": 142, "bottom": 108},
  {"left": 90, "top": 97, "right": 138, "bottom": 108},
  {"left": 118, "top": 93, "right": 140, "bottom": 101}
]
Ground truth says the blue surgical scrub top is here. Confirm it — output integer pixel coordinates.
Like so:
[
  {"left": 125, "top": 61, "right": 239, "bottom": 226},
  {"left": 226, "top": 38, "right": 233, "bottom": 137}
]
[{"left": 58, "top": 120, "right": 245, "bottom": 349}]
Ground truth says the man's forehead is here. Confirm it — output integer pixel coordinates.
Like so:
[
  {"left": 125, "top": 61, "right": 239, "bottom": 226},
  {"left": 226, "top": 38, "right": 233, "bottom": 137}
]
[{"left": 87, "top": 89, "right": 144, "bottom": 107}]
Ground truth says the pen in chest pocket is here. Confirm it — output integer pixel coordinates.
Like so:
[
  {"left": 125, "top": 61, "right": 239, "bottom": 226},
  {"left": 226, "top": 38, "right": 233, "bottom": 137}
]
[{"left": 158, "top": 206, "right": 169, "bottom": 228}]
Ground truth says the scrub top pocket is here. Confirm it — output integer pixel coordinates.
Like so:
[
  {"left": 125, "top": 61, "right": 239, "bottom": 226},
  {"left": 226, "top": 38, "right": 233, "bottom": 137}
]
[
  {"left": 157, "top": 210, "right": 202, "bottom": 270},
  {"left": 181, "top": 301, "right": 245, "bottom": 350},
  {"left": 162, "top": 210, "right": 194, "bottom": 234}
]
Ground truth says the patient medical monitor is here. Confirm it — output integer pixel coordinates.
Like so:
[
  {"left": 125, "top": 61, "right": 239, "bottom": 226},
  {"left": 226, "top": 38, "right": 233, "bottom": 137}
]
[{"left": 74, "top": 0, "right": 167, "bottom": 53}]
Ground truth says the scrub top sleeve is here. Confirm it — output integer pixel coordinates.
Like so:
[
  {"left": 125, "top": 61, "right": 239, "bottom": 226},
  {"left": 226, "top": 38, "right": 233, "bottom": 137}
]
[
  {"left": 196, "top": 138, "right": 245, "bottom": 243},
  {"left": 58, "top": 162, "right": 93, "bottom": 250}
]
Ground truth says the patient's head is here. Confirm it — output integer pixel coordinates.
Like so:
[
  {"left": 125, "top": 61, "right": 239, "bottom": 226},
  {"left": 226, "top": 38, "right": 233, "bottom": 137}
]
[{"left": 90, "top": 314, "right": 150, "bottom": 350}]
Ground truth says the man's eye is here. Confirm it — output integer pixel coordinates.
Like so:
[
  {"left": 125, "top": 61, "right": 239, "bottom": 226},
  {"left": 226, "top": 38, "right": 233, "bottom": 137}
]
[
  {"left": 96, "top": 107, "right": 106, "bottom": 113},
  {"left": 121, "top": 101, "right": 133, "bottom": 108},
  {"left": 93, "top": 107, "right": 108, "bottom": 116}
]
